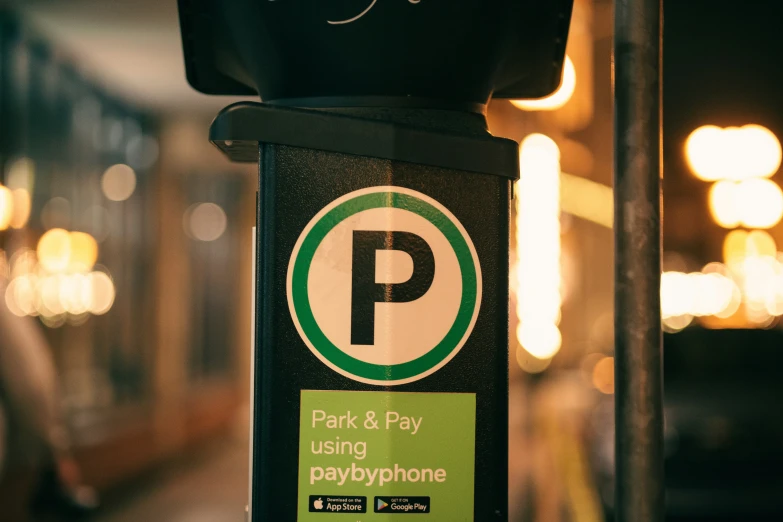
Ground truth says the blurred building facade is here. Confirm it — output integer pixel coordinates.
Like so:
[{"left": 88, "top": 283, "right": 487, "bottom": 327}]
[{"left": 0, "top": 10, "right": 254, "bottom": 502}]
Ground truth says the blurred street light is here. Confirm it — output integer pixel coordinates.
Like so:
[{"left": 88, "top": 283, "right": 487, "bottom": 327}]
[
  {"left": 660, "top": 270, "right": 740, "bottom": 327},
  {"left": 737, "top": 178, "right": 783, "bottom": 228},
  {"left": 560, "top": 172, "right": 613, "bottom": 228},
  {"left": 102, "top": 164, "right": 137, "bottom": 202},
  {"left": 709, "top": 179, "right": 783, "bottom": 229},
  {"left": 185, "top": 202, "right": 228, "bottom": 242},
  {"left": 686, "top": 124, "right": 781, "bottom": 181},
  {"left": 511, "top": 56, "right": 576, "bottom": 111},
  {"left": 4, "top": 239, "right": 116, "bottom": 323},
  {"left": 6, "top": 158, "right": 35, "bottom": 229},
  {"left": 0, "top": 185, "right": 13, "bottom": 230},
  {"left": 515, "top": 134, "right": 562, "bottom": 365},
  {"left": 592, "top": 356, "right": 615, "bottom": 394},
  {"left": 88, "top": 271, "right": 116, "bottom": 315},
  {"left": 10, "top": 188, "right": 31, "bottom": 229},
  {"left": 37, "top": 229, "right": 72, "bottom": 273},
  {"left": 68, "top": 232, "right": 99, "bottom": 273},
  {"left": 723, "top": 230, "right": 776, "bottom": 268}
]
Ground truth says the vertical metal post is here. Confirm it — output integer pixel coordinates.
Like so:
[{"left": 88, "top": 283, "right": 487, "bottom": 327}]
[{"left": 614, "top": 0, "right": 664, "bottom": 521}]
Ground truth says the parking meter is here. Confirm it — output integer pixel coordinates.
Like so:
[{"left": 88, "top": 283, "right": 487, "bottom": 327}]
[{"left": 178, "top": 1, "right": 573, "bottom": 520}]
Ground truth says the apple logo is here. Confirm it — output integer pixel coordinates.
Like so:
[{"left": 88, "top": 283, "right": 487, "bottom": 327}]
[{"left": 314, "top": 498, "right": 324, "bottom": 510}]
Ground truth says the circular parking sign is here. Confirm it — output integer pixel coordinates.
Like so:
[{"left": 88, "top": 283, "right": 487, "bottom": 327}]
[{"left": 287, "top": 186, "right": 482, "bottom": 385}]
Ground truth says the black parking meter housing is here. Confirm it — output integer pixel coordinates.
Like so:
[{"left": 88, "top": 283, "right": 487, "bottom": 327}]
[
  {"left": 179, "top": 0, "right": 573, "bottom": 104},
  {"left": 178, "top": 2, "right": 573, "bottom": 520}
]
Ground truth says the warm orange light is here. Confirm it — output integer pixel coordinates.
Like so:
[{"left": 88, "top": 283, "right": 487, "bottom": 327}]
[
  {"left": 511, "top": 56, "right": 576, "bottom": 111},
  {"left": 739, "top": 125, "right": 782, "bottom": 179},
  {"left": 661, "top": 270, "right": 740, "bottom": 322},
  {"left": 708, "top": 179, "right": 783, "bottom": 229},
  {"left": 0, "top": 185, "right": 13, "bottom": 231},
  {"left": 560, "top": 172, "right": 613, "bottom": 228},
  {"left": 515, "top": 134, "right": 562, "bottom": 361},
  {"left": 663, "top": 314, "right": 694, "bottom": 333},
  {"left": 686, "top": 124, "right": 782, "bottom": 181},
  {"left": 686, "top": 125, "right": 725, "bottom": 181},
  {"left": 37, "top": 229, "right": 72, "bottom": 273},
  {"left": 709, "top": 181, "right": 741, "bottom": 228},
  {"left": 68, "top": 232, "right": 99, "bottom": 273},
  {"left": 702, "top": 263, "right": 742, "bottom": 318},
  {"left": 10, "top": 189, "right": 31, "bottom": 229},
  {"left": 88, "top": 271, "right": 115, "bottom": 315},
  {"left": 737, "top": 178, "right": 783, "bottom": 228},
  {"left": 723, "top": 230, "right": 776, "bottom": 270},
  {"left": 747, "top": 230, "right": 778, "bottom": 257},
  {"left": 516, "top": 345, "right": 553, "bottom": 374},
  {"left": 592, "top": 356, "right": 615, "bottom": 394},
  {"left": 516, "top": 323, "right": 562, "bottom": 360}
]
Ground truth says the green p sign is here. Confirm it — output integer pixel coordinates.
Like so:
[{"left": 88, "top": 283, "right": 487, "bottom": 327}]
[{"left": 287, "top": 187, "right": 482, "bottom": 385}]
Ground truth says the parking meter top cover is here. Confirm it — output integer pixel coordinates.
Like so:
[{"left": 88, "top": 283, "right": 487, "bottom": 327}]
[
  {"left": 178, "top": 0, "right": 574, "bottom": 106},
  {"left": 209, "top": 102, "right": 521, "bottom": 179}
]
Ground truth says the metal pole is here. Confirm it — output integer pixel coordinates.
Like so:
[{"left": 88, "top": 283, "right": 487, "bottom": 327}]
[{"left": 614, "top": 0, "right": 664, "bottom": 521}]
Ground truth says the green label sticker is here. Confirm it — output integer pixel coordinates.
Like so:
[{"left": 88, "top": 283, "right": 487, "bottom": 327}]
[
  {"left": 287, "top": 187, "right": 482, "bottom": 386},
  {"left": 298, "top": 390, "right": 476, "bottom": 521}
]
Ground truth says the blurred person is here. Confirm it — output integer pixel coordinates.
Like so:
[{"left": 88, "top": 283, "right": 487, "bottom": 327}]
[{"left": 0, "top": 260, "right": 98, "bottom": 520}]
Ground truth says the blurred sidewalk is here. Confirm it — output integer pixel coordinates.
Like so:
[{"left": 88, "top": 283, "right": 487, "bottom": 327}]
[{"left": 96, "top": 437, "right": 248, "bottom": 522}]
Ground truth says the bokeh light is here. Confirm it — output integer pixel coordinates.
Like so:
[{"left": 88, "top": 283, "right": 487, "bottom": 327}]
[
  {"left": 0, "top": 185, "right": 13, "bottom": 231},
  {"left": 702, "top": 263, "right": 743, "bottom": 319},
  {"left": 560, "top": 172, "right": 613, "bottom": 229},
  {"left": 5, "top": 276, "right": 31, "bottom": 317},
  {"left": 686, "top": 125, "right": 725, "bottom": 181},
  {"left": 686, "top": 124, "right": 782, "bottom": 181},
  {"left": 511, "top": 56, "right": 576, "bottom": 111},
  {"left": 737, "top": 178, "right": 783, "bottom": 228},
  {"left": 514, "top": 134, "right": 562, "bottom": 362},
  {"left": 10, "top": 188, "right": 31, "bottom": 229},
  {"left": 4, "top": 266, "right": 116, "bottom": 324},
  {"left": 708, "top": 181, "right": 741, "bottom": 228},
  {"left": 723, "top": 230, "right": 776, "bottom": 269},
  {"left": 516, "top": 345, "right": 553, "bottom": 374},
  {"left": 662, "top": 314, "right": 694, "bottom": 333},
  {"left": 661, "top": 270, "right": 740, "bottom": 326},
  {"left": 517, "top": 323, "right": 562, "bottom": 360},
  {"left": 186, "top": 202, "right": 228, "bottom": 242},
  {"left": 592, "top": 356, "right": 615, "bottom": 394},
  {"left": 6, "top": 158, "right": 34, "bottom": 229},
  {"left": 37, "top": 229, "right": 72, "bottom": 273},
  {"left": 102, "top": 164, "right": 137, "bottom": 202},
  {"left": 0, "top": 250, "right": 8, "bottom": 281},
  {"left": 88, "top": 271, "right": 116, "bottom": 315},
  {"left": 6, "top": 157, "right": 35, "bottom": 192},
  {"left": 708, "top": 178, "right": 783, "bottom": 229},
  {"left": 68, "top": 232, "right": 99, "bottom": 273},
  {"left": 10, "top": 248, "right": 38, "bottom": 279},
  {"left": 741, "top": 124, "right": 782, "bottom": 179}
]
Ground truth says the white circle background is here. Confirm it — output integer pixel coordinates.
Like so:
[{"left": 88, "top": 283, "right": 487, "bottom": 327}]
[{"left": 287, "top": 186, "right": 482, "bottom": 385}]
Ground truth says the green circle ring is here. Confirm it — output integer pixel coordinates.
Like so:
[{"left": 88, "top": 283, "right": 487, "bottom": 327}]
[{"left": 290, "top": 190, "right": 479, "bottom": 382}]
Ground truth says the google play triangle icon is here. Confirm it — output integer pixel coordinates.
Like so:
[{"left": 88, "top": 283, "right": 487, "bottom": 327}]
[{"left": 376, "top": 499, "right": 389, "bottom": 511}]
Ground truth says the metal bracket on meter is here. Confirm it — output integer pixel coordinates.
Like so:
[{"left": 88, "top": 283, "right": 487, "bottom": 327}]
[{"left": 209, "top": 102, "right": 520, "bottom": 180}]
